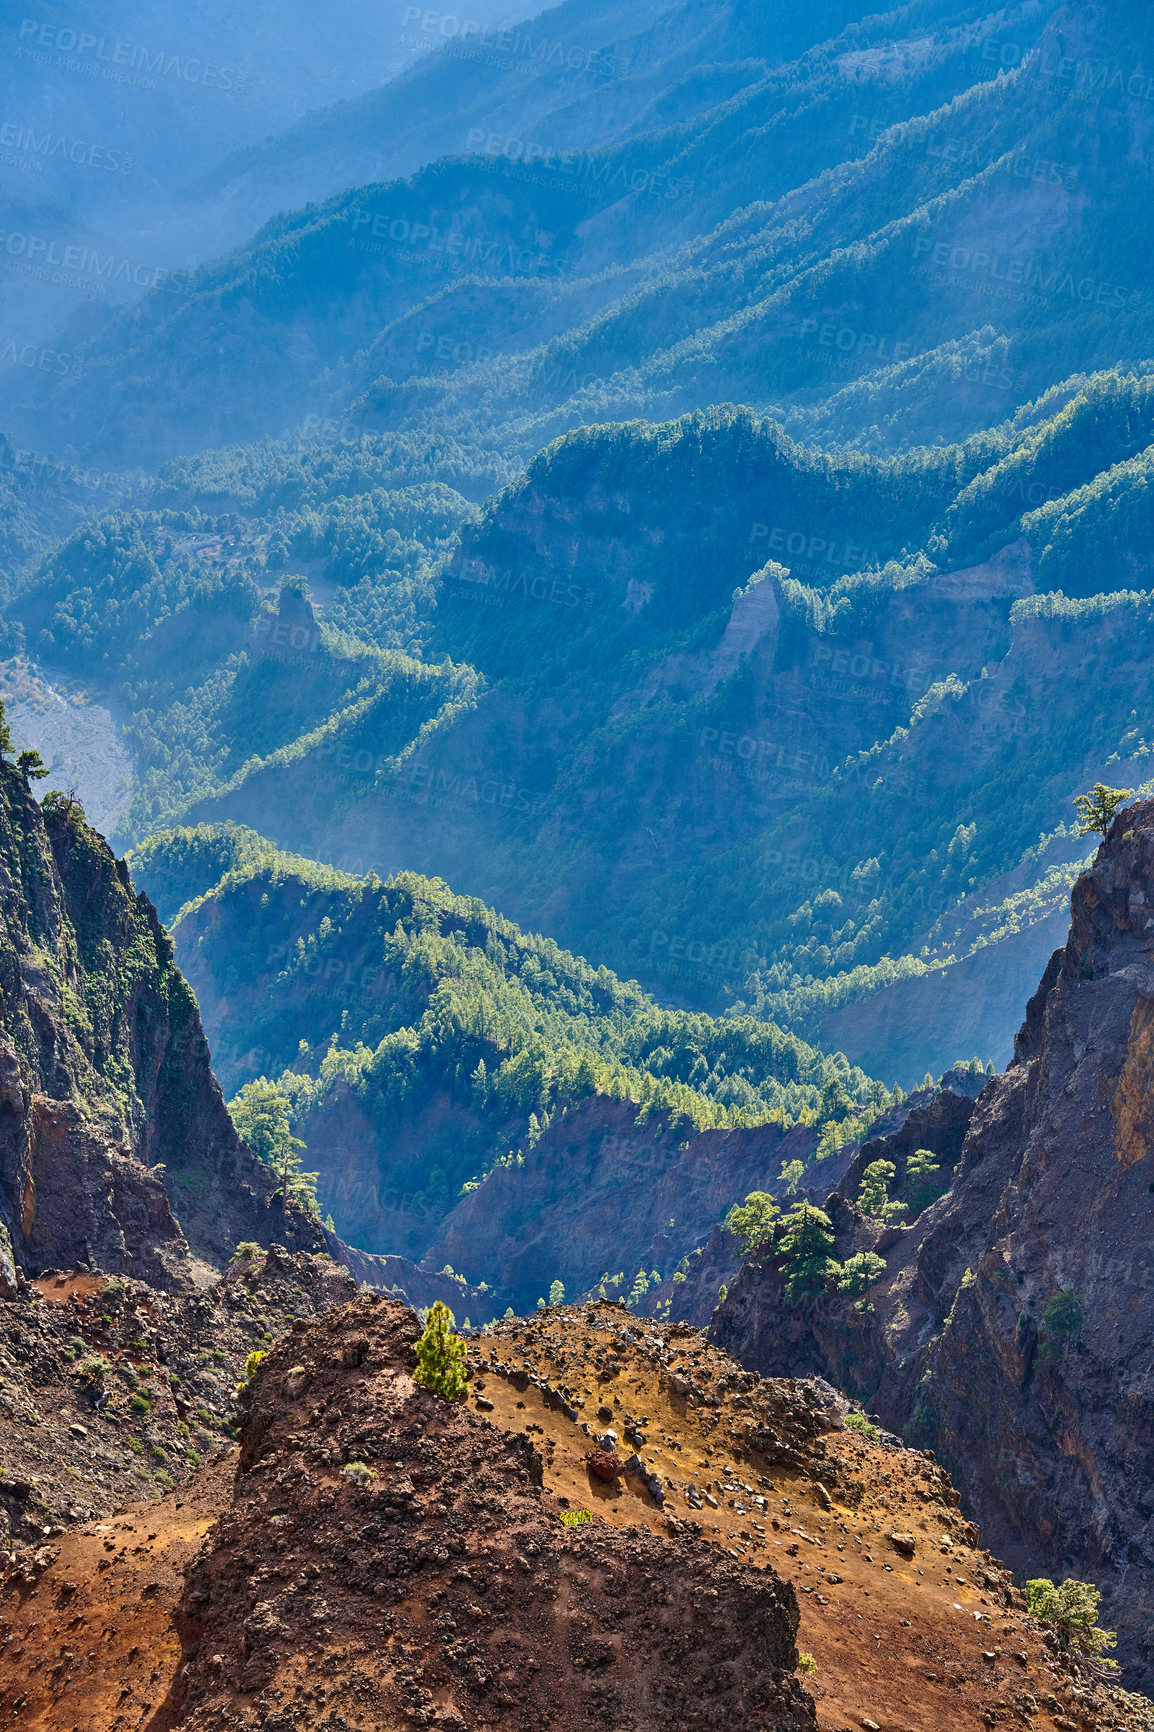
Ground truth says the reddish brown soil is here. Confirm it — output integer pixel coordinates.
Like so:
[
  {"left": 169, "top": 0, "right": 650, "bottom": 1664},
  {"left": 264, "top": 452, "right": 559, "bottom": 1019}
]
[
  {"left": 466, "top": 1306, "right": 1125, "bottom": 1732},
  {"left": 0, "top": 1299, "right": 1141, "bottom": 1731},
  {"left": 0, "top": 1459, "right": 231, "bottom": 1729}
]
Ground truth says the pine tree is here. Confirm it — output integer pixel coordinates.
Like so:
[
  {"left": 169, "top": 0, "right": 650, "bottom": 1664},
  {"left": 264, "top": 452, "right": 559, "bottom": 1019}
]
[
  {"left": 777, "top": 1202, "right": 839, "bottom": 1300},
  {"left": 725, "top": 1190, "right": 779, "bottom": 1253},
  {"left": 1024, "top": 1579, "right": 1118, "bottom": 1672},
  {"left": 16, "top": 748, "right": 48, "bottom": 785},
  {"left": 228, "top": 1078, "right": 320, "bottom": 1217},
  {"left": 857, "top": 1159, "right": 908, "bottom": 1224},
  {"left": 413, "top": 1301, "right": 467, "bottom": 1400},
  {"left": 1073, "top": 782, "right": 1131, "bottom": 842}
]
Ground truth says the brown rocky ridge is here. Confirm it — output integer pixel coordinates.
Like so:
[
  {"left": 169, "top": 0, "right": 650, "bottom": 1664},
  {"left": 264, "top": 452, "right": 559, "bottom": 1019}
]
[
  {"left": 712, "top": 797, "right": 1154, "bottom": 1690},
  {"left": 1, "top": 1296, "right": 817, "bottom": 1731},
  {"left": 4, "top": 1296, "right": 1148, "bottom": 1731},
  {"left": 0, "top": 1248, "right": 357, "bottom": 1573}
]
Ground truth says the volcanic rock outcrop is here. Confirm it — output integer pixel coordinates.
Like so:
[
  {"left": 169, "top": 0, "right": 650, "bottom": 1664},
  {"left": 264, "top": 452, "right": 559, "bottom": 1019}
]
[
  {"left": 0, "top": 1247, "right": 358, "bottom": 1565},
  {"left": 170, "top": 1296, "right": 817, "bottom": 1731},
  {"left": 0, "top": 767, "right": 460, "bottom": 1309},
  {"left": 713, "top": 798, "right": 1154, "bottom": 1687}
]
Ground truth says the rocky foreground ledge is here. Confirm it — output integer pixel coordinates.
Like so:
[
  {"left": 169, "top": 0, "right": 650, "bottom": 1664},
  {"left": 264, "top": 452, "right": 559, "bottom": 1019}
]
[{"left": 4, "top": 1294, "right": 1150, "bottom": 1731}]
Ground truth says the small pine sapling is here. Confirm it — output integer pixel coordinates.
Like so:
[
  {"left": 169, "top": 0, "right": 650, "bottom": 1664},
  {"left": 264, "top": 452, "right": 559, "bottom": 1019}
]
[{"left": 413, "top": 1300, "right": 467, "bottom": 1400}]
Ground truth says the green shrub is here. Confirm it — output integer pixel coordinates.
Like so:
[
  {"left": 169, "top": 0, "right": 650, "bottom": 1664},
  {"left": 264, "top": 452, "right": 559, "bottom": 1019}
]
[
  {"left": 129, "top": 1436, "right": 144, "bottom": 1455},
  {"left": 342, "top": 1460, "right": 375, "bottom": 1488},
  {"left": 1039, "top": 1288, "right": 1085, "bottom": 1366},
  {"left": 412, "top": 1301, "right": 467, "bottom": 1400},
  {"left": 128, "top": 1394, "right": 150, "bottom": 1416},
  {"left": 857, "top": 1160, "right": 908, "bottom": 1226},
  {"left": 76, "top": 1354, "right": 113, "bottom": 1387},
  {"left": 230, "top": 1241, "right": 262, "bottom": 1263},
  {"left": 837, "top": 1251, "right": 886, "bottom": 1300},
  {"left": 1024, "top": 1577, "right": 1118, "bottom": 1672},
  {"left": 777, "top": 1202, "right": 840, "bottom": 1300},
  {"left": 844, "top": 1411, "right": 879, "bottom": 1442},
  {"left": 560, "top": 1508, "right": 593, "bottom": 1526}
]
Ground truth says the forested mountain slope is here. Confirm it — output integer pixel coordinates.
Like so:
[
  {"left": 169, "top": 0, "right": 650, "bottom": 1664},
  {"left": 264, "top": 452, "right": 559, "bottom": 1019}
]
[
  {"left": 16, "top": 0, "right": 1150, "bottom": 463},
  {"left": 128, "top": 823, "right": 891, "bottom": 1305},
  {"left": 4, "top": 0, "right": 1154, "bottom": 1090},
  {"left": 0, "top": 761, "right": 331, "bottom": 1280},
  {"left": 7, "top": 368, "right": 1154, "bottom": 1084}
]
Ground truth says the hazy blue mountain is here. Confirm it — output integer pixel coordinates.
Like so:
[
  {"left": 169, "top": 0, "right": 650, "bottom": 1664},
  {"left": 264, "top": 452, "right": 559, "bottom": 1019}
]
[
  {"left": 0, "top": 0, "right": 536, "bottom": 348},
  {"left": 7, "top": 362, "right": 1154, "bottom": 1084},
  {"left": 9, "top": 0, "right": 1100, "bottom": 462}
]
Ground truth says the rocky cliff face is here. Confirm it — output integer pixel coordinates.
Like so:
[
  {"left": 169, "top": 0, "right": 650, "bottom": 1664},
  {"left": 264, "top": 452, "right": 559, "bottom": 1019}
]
[
  {"left": 712, "top": 799, "right": 1154, "bottom": 1687},
  {"left": 0, "top": 770, "right": 326, "bottom": 1286},
  {"left": 425, "top": 1095, "right": 830, "bottom": 1311}
]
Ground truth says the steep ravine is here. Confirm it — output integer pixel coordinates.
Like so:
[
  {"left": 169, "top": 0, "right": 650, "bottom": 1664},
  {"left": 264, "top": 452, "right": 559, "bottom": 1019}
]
[
  {"left": 712, "top": 797, "right": 1154, "bottom": 1687},
  {"left": 0, "top": 768, "right": 465, "bottom": 1310}
]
